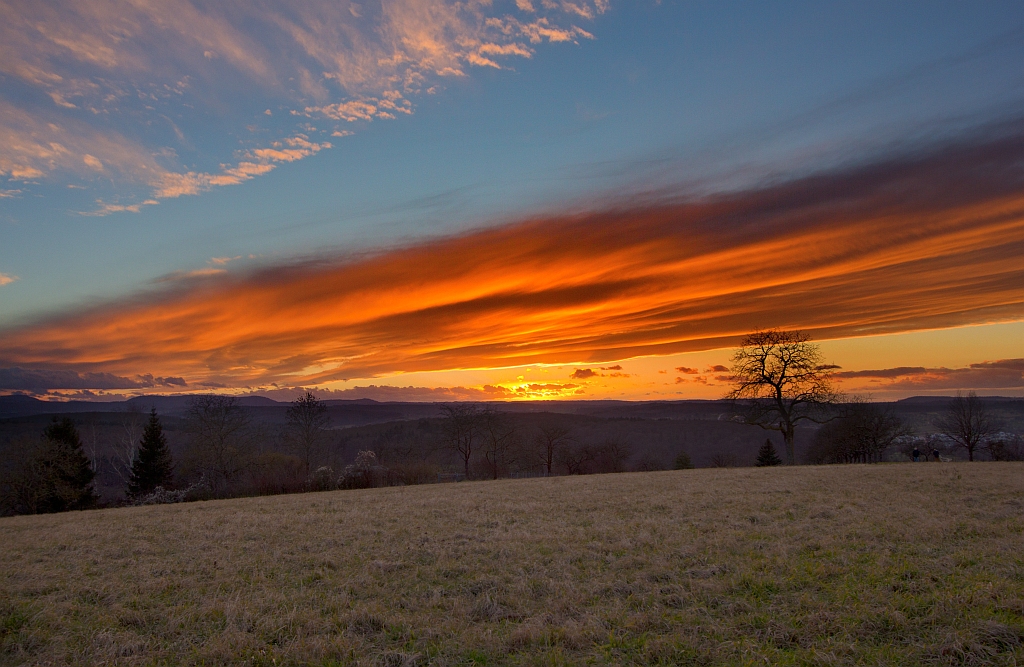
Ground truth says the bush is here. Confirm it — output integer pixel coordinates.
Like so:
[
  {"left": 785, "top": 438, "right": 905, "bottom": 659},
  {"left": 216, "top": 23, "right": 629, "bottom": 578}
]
[
  {"left": 340, "top": 451, "right": 386, "bottom": 489},
  {"left": 309, "top": 466, "right": 336, "bottom": 491},
  {"left": 989, "top": 434, "right": 1024, "bottom": 461},
  {"left": 673, "top": 451, "right": 693, "bottom": 470},
  {"left": 132, "top": 479, "right": 212, "bottom": 505}
]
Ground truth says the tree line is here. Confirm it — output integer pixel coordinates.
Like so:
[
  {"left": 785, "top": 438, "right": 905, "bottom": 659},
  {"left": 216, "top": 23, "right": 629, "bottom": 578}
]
[
  {"left": 0, "top": 392, "right": 644, "bottom": 516},
  {"left": 1, "top": 329, "right": 1020, "bottom": 515}
]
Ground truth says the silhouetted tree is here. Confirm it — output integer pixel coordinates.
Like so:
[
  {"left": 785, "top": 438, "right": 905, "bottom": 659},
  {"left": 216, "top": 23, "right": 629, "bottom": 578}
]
[
  {"left": 726, "top": 329, "right": 842, "bottom": 464},
  {"left": 755, "top": 439, "right": 782, "bottom": 467},
  {"left": 439, "top": 404, "right": 480, "bottom": 478},
  {"left": 480, "top": 410, "right": 519, "bottom": 480},
  {"left": 593, "top": 440, "right": 632, "bottom": 473},
  {"left": 535, "top": 423, "right": 573, "bottom": 475},
  {"left": 116, "top": 405, "right": 145, "bottom": 481},
  {"left": 807, "top": 400, "right": 911, "bottom": 464},
  {"left": 0, "top": 435, "right": 46, "bottom": 515},
  {"left": 182, "top": 396, "right": 254, "bottom": 494},
  {"left": 935, "top": 391, "right": 996, "bottom": 461},
  {"left": 556, "top": 442, "right": 597, "bottom": 475},
  {"left": 33, "top": 417, "right": 98, "bottom": 513},
  {"left": 989, "top": 433, "right": 1024, "bottom": 461},
  {"left": 127, "top": 409, "right": 174, "bottom": 498},
  {"left": 286, "top": 391, "right": 331, "bottom": 475}
]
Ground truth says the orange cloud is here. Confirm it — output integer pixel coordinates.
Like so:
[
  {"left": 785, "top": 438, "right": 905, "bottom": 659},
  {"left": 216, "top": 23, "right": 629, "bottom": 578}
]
[{"left": 4, "top": 126, "right": 1024, "bottom": 389}]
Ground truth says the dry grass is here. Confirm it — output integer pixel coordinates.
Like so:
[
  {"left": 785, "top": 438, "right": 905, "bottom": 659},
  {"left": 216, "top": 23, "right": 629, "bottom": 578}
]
[{"left": 2, "top": 463, "right": 1024, "bottom": 665}]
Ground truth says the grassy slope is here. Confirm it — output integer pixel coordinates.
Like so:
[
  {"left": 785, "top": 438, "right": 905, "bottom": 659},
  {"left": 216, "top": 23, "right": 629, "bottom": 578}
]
[{"left": 2, "top": 464, "right": 1024, "bottom": 666}]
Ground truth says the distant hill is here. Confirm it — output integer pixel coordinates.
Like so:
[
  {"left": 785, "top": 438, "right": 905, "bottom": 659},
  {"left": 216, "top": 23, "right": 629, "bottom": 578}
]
[{"left": 2, "top": 393, "right": 1022, "bottom": 430}]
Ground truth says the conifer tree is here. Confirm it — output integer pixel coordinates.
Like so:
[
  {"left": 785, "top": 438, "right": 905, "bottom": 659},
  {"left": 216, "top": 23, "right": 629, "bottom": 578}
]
[
  {"left": 755, "top": 439, "right": 783, "bottom": 467},
  {"left": 39, "top": 417, "right": 98, "bottom": 512},
  {"left": 128, "top": 408, "right": 174, "bottom": 498}
]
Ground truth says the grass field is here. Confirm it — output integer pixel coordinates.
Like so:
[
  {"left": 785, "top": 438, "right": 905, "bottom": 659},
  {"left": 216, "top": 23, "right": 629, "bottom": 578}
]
[{"left": 2, "top": 464, "right": 1024, "bottom": 666}]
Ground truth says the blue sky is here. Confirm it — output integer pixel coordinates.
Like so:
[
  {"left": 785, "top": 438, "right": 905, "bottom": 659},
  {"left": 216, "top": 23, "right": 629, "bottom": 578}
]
[{"left": 2, "top": 1, "right": 1024, "bottom": 399}]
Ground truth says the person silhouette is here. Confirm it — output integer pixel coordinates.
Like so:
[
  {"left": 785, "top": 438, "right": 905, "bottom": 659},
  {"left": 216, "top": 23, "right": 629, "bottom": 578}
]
[{"left": 912, "top": 447, "right": 920, "bottom": 462}]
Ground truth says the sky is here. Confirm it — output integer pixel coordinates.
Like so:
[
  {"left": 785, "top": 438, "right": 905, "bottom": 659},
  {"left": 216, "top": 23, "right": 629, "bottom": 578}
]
[{"left": 2, "top": 0, "right": 1024, "bottom": 402}]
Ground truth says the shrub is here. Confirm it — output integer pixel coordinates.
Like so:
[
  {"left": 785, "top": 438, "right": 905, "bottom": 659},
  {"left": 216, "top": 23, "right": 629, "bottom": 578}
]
[
  {"left": 132, "top": 479, "right": 212, "bottom": 505},
  {"left": 673, "top": 451, "right": 694, "bottom": 470},
  {"left": 340, "top": 451, "right": 385, "bottom": 489}
]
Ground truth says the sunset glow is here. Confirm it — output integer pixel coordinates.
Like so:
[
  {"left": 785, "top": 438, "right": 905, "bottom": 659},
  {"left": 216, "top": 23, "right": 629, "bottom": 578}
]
[{"left": 2, "top": 2, "right": 1023, "bottom": 401}]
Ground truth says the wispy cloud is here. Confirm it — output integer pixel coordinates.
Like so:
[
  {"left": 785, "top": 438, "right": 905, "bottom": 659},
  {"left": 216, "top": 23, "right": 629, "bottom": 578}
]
[
  {"left": 3, "top": 123, "right": 1024, "bottom": 389},
  {"left": 0, "top": 0, "right": 606, "bottom": 207},
  {"left": 0, "top": 100, "right": 169, "bottom": 184},
  {"left": 79, "top": 199, "right": 160, "bottom": 216},
  {"left": 0, "top": 273, "right": 18, "bottom": 286},
  {"left": 153, "top": 267, "right": 228, "bottom": 283}
]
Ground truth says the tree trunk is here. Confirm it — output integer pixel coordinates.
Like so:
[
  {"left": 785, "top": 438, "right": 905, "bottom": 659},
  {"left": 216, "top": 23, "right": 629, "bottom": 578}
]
[{"left": 784, "top": 428, "right": 796, "bottom": 465}]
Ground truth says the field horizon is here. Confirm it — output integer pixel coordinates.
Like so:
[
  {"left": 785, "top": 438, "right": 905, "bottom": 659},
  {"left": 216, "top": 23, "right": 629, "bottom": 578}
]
[{"left": 3, "top": 463, "right": 1023, "bottom": 665}]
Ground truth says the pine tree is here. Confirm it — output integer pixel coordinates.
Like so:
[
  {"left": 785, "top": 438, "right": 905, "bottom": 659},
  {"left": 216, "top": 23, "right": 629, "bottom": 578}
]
[
  {"left": 128, "top": 409, "right": 174, "bottom": 498},
  {"left": 39, "top": 417, "right": 98, "bottom": 512},
  {"left": 756, "top": 439, "right": 783, "bottom": 467}
]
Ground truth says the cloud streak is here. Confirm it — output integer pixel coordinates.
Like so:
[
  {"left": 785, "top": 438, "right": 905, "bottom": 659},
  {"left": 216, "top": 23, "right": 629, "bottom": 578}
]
[
  {"left": 0, "top": 368, "right": 186, "bottom": 392},
  {"left": 3, "top": 123, "right": 1024, "bottom": 389},
  {"left": 837, "top": 359, "right": 1024, "bottom": 391}
]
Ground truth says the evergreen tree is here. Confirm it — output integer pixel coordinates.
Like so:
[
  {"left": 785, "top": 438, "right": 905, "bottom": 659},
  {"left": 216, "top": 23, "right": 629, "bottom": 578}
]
[
  {"left": 38, "top": 417, "right": 98, "bottom": 512},
  {"left": 128, "top": 409, "right": 174, "bottom": 498},
  {"left": 756, "top": 439, "right": 783, "bottom": 467}
]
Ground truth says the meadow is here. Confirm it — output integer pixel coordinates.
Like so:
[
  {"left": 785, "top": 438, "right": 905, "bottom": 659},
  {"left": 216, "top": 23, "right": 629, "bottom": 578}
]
[{"left": 2, "top": 463, "right": 1023, "bottom": 666}]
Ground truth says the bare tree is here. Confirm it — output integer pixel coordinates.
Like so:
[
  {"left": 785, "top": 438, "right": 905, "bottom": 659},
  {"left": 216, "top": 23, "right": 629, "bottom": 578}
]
[
  {"left": 285, "top": 391, "right": 331, "bottom": 475},
  {"left": 556, "top": 442, "right": 597, "bottom": 475},
  {"left": 808, "top": 400, "right": 911, "bottom": 464},
  {"left": 535, "top": 423, "right": 573, "bottom": 475},
  {"left": 480, "top": 410, "right": 519, "bottom": 480},
  {"left": 726, "top": 329, "right": 842, "bottom": 465},
  {"left": 182, "top": 395, "right": 254, "bottom": 494},
  {"left": 439, "top": 404, "right": 480, "bottom": 478},
  {"left": 989, "top": 433, "right": 1024, "bottom": 461},
  {"left": 935, "top": 391, "right": 997, "bottom": 461},
  {"left": 593, "top": 440, "right": 632, "bottom": 473},
  {"left": 111, "top": 404, "right": 147, "bottom": 485}
]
